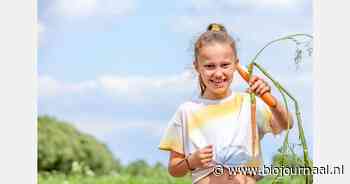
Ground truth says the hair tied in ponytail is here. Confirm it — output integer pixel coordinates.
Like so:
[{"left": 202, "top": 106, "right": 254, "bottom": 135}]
[
  {"left": 207, "top": 23, "right": 226, "bottom": 32},
  {"left": 210, "top": 24, "right": 221, "bottom": 32}
]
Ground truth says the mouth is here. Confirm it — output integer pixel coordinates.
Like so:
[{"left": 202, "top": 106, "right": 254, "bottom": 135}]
[{"left": 210, "top": 79, "right": 227, "bottom": 88}]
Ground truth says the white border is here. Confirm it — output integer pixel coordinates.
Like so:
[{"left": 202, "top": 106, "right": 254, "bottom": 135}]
[
  {"left": 0, "top": 0, "right": 36, "bottom": 183},
  {"left": 314, "top": 0, "right": 349, "bottom": 183}
]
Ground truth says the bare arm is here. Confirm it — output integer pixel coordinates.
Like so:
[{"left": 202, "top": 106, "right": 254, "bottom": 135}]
[
  {"left": 168, "top": 151, "right": 190, "bottom": 177},
  {"left": 249, "top": 76, "right": 293, "bottom": 134},
  {"left": 269, "top": 97, "right": 294, "bottom": 134},
  {"left": 168, "top": 145, "right": 213, "bottom": 177}
]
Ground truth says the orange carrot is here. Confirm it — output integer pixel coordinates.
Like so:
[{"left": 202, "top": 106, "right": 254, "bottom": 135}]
[
  {"left": 251, "top": 102, "right": 257, "bottom": 156},
  {"left": 237, "top": 64, "right": 277, "bottom": 108}
]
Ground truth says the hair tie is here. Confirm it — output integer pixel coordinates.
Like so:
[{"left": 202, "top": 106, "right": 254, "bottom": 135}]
[{"left": 211, "top": 24, "right": 221, "bottom": 32}]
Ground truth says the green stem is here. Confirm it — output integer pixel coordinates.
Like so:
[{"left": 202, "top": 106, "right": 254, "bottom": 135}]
[
  {"left": 253, "top": 62, "right": 312, "bottom": 184},
  {"left": 249, "top": 64, "right": 290, "bottom": 183},
  {"left": 250, "top": 34, "right": 313, "bottom": 65},
  {"left": 247, "top": 63, "right": 256, "bottom": 104},
  {"left": 245, "top": 33, "right": 313, "bottom": 183}
]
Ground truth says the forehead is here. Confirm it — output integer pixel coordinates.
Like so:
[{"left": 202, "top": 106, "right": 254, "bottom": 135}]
[{"left": 198, "top": 43, "right": 235, "bottom": 62}]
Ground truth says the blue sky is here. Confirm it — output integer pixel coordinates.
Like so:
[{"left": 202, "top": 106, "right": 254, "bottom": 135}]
[{"left": 38, "top": 0, "right": 313, "bottom": 166}]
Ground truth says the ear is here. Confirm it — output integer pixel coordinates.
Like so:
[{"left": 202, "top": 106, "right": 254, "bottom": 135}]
[
  {"left": 233, "top": 58, "right": 239, "bottom": 73},
  {"left": 235, "top": 58, "right": 239, "bottom": 64},
  {"left": 193, "top": 60, "right": 199, "bottom": 72}
]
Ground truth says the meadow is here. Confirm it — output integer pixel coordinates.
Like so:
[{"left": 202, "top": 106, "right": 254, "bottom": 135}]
[
  {"left": 38, "top": 173, "right": 307, "bottom": 184},
  {"left": 38, "top": 116, "right": 309, "bottom": 184}
]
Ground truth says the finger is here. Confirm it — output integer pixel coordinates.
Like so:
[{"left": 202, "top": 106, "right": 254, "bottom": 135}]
[
  {"left": 259, "top": 86, "right": 271, "bottom": 96},
  {"left": 202, "top": 145, "right": 213, "bottom": 153},
  {"left": 249, "top": 76, "right": 259, "bottom": 86},
  {"left": 255, "top": 83, "right": 268, "bottom": 96},
  {"left": 202, "top": 164, "right": 210, "bottom": 169},
  {"left": 201, "top": 145, "right": 212, "bottom": 151},
  {"left": 203, "top": 162, "right": 213, "bottom": 168},
  {"left": 249, "top": 80, "right": 263, "bottom": 92},
  {"left": 201, "top": 158, "right": 213, "bottom": 164},
  {"left": 202, "top": 148, "right": 213, "bottom": 154},
  {"left": 204, "top": 144, "right": 213, "bottom": 149},
  {"left": 200, "top": 153, "right": 213, "bottom": 159}
]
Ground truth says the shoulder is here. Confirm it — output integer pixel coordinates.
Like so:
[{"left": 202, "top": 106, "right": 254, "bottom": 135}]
[
  {"left": 177, "top": 101, "right": 201, "bottom": 112},
  {"left": 174, "top": 95, "right": 208, "bottom": 113},
  {"left": 168, "top": 101, "right": 200, "bottom": 125}
]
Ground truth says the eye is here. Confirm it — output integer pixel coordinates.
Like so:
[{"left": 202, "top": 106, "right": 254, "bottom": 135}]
[
  {"left": 221, "top": 63, "right": 231, "bottom": 68},
  {"left": 204, "top": 64, "right": 215, "bottom": 69}
]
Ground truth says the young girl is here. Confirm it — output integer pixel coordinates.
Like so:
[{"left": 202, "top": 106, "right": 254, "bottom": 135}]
[{"left": 158, "top": 23, "right": 292, "bottom": 184}]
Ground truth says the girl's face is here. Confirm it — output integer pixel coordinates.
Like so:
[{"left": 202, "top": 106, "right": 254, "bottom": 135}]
[{"left": 195, "top": 43, "right": 237, "bottom": 99}]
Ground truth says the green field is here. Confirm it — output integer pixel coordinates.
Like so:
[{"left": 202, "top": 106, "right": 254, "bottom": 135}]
[
  {"left": 38, "top": 117, "right": 310, "bottom": 184},
  {"left": 38, "top": 174, "right": 191, "bottom": 184},
  {"left": 38, "top": 174, "right": 307, "bottom": 184}
]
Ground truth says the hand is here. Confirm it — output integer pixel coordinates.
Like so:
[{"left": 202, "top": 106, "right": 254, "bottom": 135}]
[
  {"left": 247, "top": 75, "right": 271, "bottom": 96},
  {"left": 188, "top": 145, "right": 214, "bottom": 169}
]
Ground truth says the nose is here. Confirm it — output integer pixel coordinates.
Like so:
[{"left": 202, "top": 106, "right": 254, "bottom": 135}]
[{"left": 213, "top": 68, "right": 224, "bottom": 78}]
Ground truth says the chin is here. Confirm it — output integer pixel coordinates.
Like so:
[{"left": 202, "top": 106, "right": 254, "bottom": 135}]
[{"left": 211, "top": 88, "right": 230, "bottom": 97}]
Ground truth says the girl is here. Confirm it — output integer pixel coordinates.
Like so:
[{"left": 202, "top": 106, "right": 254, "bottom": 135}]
[{"left": 158, "top": 23, "right": 292, "bottom": 184}]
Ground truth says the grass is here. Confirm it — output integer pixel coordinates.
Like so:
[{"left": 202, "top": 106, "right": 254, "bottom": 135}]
[
  {"left": 258, "top": 175, "right": 307, "bottom": 184},
  {"left": 38, "top": 174, "right": 307, "bottom": 184},
  {"left": 38, "top": 174, "right": 191, "bottom": 184}
]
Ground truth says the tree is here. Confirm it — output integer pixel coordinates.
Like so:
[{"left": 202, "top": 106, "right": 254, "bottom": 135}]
[
  {"left": 124, "top": 159, "right": 151, "bottom": 176},
  {"left": 38, "top": 115, "right": 121, "bottom": 175}
]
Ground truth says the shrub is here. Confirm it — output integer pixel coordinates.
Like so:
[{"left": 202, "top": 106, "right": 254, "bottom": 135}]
[{"left": 38, "top": 115, "right": 121, "bottom": 175}]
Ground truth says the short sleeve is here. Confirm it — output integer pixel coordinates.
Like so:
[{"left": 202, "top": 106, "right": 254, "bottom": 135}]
[
  {"left": 158, "top": 106, "right": 184, "bottom": 155},
  {"left": 256, "top": 97, "right": 273, "bottom": 136}
]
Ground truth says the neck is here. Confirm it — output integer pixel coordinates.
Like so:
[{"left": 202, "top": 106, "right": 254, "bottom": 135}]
[{"left": 202, "top": 89, "right": 232, "bottom": 100}]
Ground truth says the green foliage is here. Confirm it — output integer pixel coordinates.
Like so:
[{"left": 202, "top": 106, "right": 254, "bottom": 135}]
[
  {"left": 272, "top": 153, "right": 304, "bottom": 168},
  {"left": 38, "top": 115, "right": 121, "bottom": 175},
  {"left": 121, "top": 160, "right": 185, "bottom": 180},
  {"left": 259, "top": 175, "right": 306, "bottom": 184},
  {"left": 38, "top": 173, "right": 305, "bottom": 184},
  {"left": 38, "top": 172, "right": 192, "bottom": 184},
  {"left": 123, "top": 159, "right": 154, "bottom": 177},
  {"left": 271, "top": 151, "right": 313, "bottom": 184}
]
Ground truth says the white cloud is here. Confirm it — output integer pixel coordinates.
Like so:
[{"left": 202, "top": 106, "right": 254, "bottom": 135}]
[
  {"left": 54, "top": 0, "right": 97, "bottom": 17},
  {"left": 170, "top": 15, "right": 220, "bottom": 34},
  {"left": 71, "top": 119, "right": 166, "bottom": 141},
  {"left": 39, "top": 66, "right": 312, "bottom": 100},
  {"left": 38, "top": 76, "right": 60, "bottom": 96},
  {"left": 38, "top": 75, "right": 98, "bottom": 97},
  {"left": 39, "top": 71, "right": 196, "bottom": 99},
  {"left": 190, "top": 0, "right": 303, "bottom": 11},
  {"left": 256, "top": 0, "right": 299, "bottom": 6},
  {"left": 97, "top": 71, "right": 196, "bottom": 101},
  {"left": 171, "top": 0, "right": 311, "bottom": 38},
  {"left": 51, "top": 0, "right": 135, "bottom": 18},
  {"left": 171, "top": 14, "right": 311, "bottom": 39},
  {"left": 98, "top": 75, "right": 131, "bottom": 94}
]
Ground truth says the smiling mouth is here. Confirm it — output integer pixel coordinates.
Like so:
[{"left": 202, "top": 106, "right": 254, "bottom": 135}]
[{"left": 210, "top": 79, "right": 227, "bottom": 88}]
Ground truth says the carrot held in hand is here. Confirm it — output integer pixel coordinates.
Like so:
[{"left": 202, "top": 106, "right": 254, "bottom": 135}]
[{"left": 237, "top": 64, "right": 277, "bottom": 108}]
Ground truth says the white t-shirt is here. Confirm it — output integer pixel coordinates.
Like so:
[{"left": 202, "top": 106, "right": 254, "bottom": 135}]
[{"left": 158, "top": 91, "right": 274, "bottom": 183}]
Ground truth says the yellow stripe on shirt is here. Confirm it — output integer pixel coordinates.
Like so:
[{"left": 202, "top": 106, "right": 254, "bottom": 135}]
[{"left": 187, "top": 94, "right": 244, "bottom": 133}]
